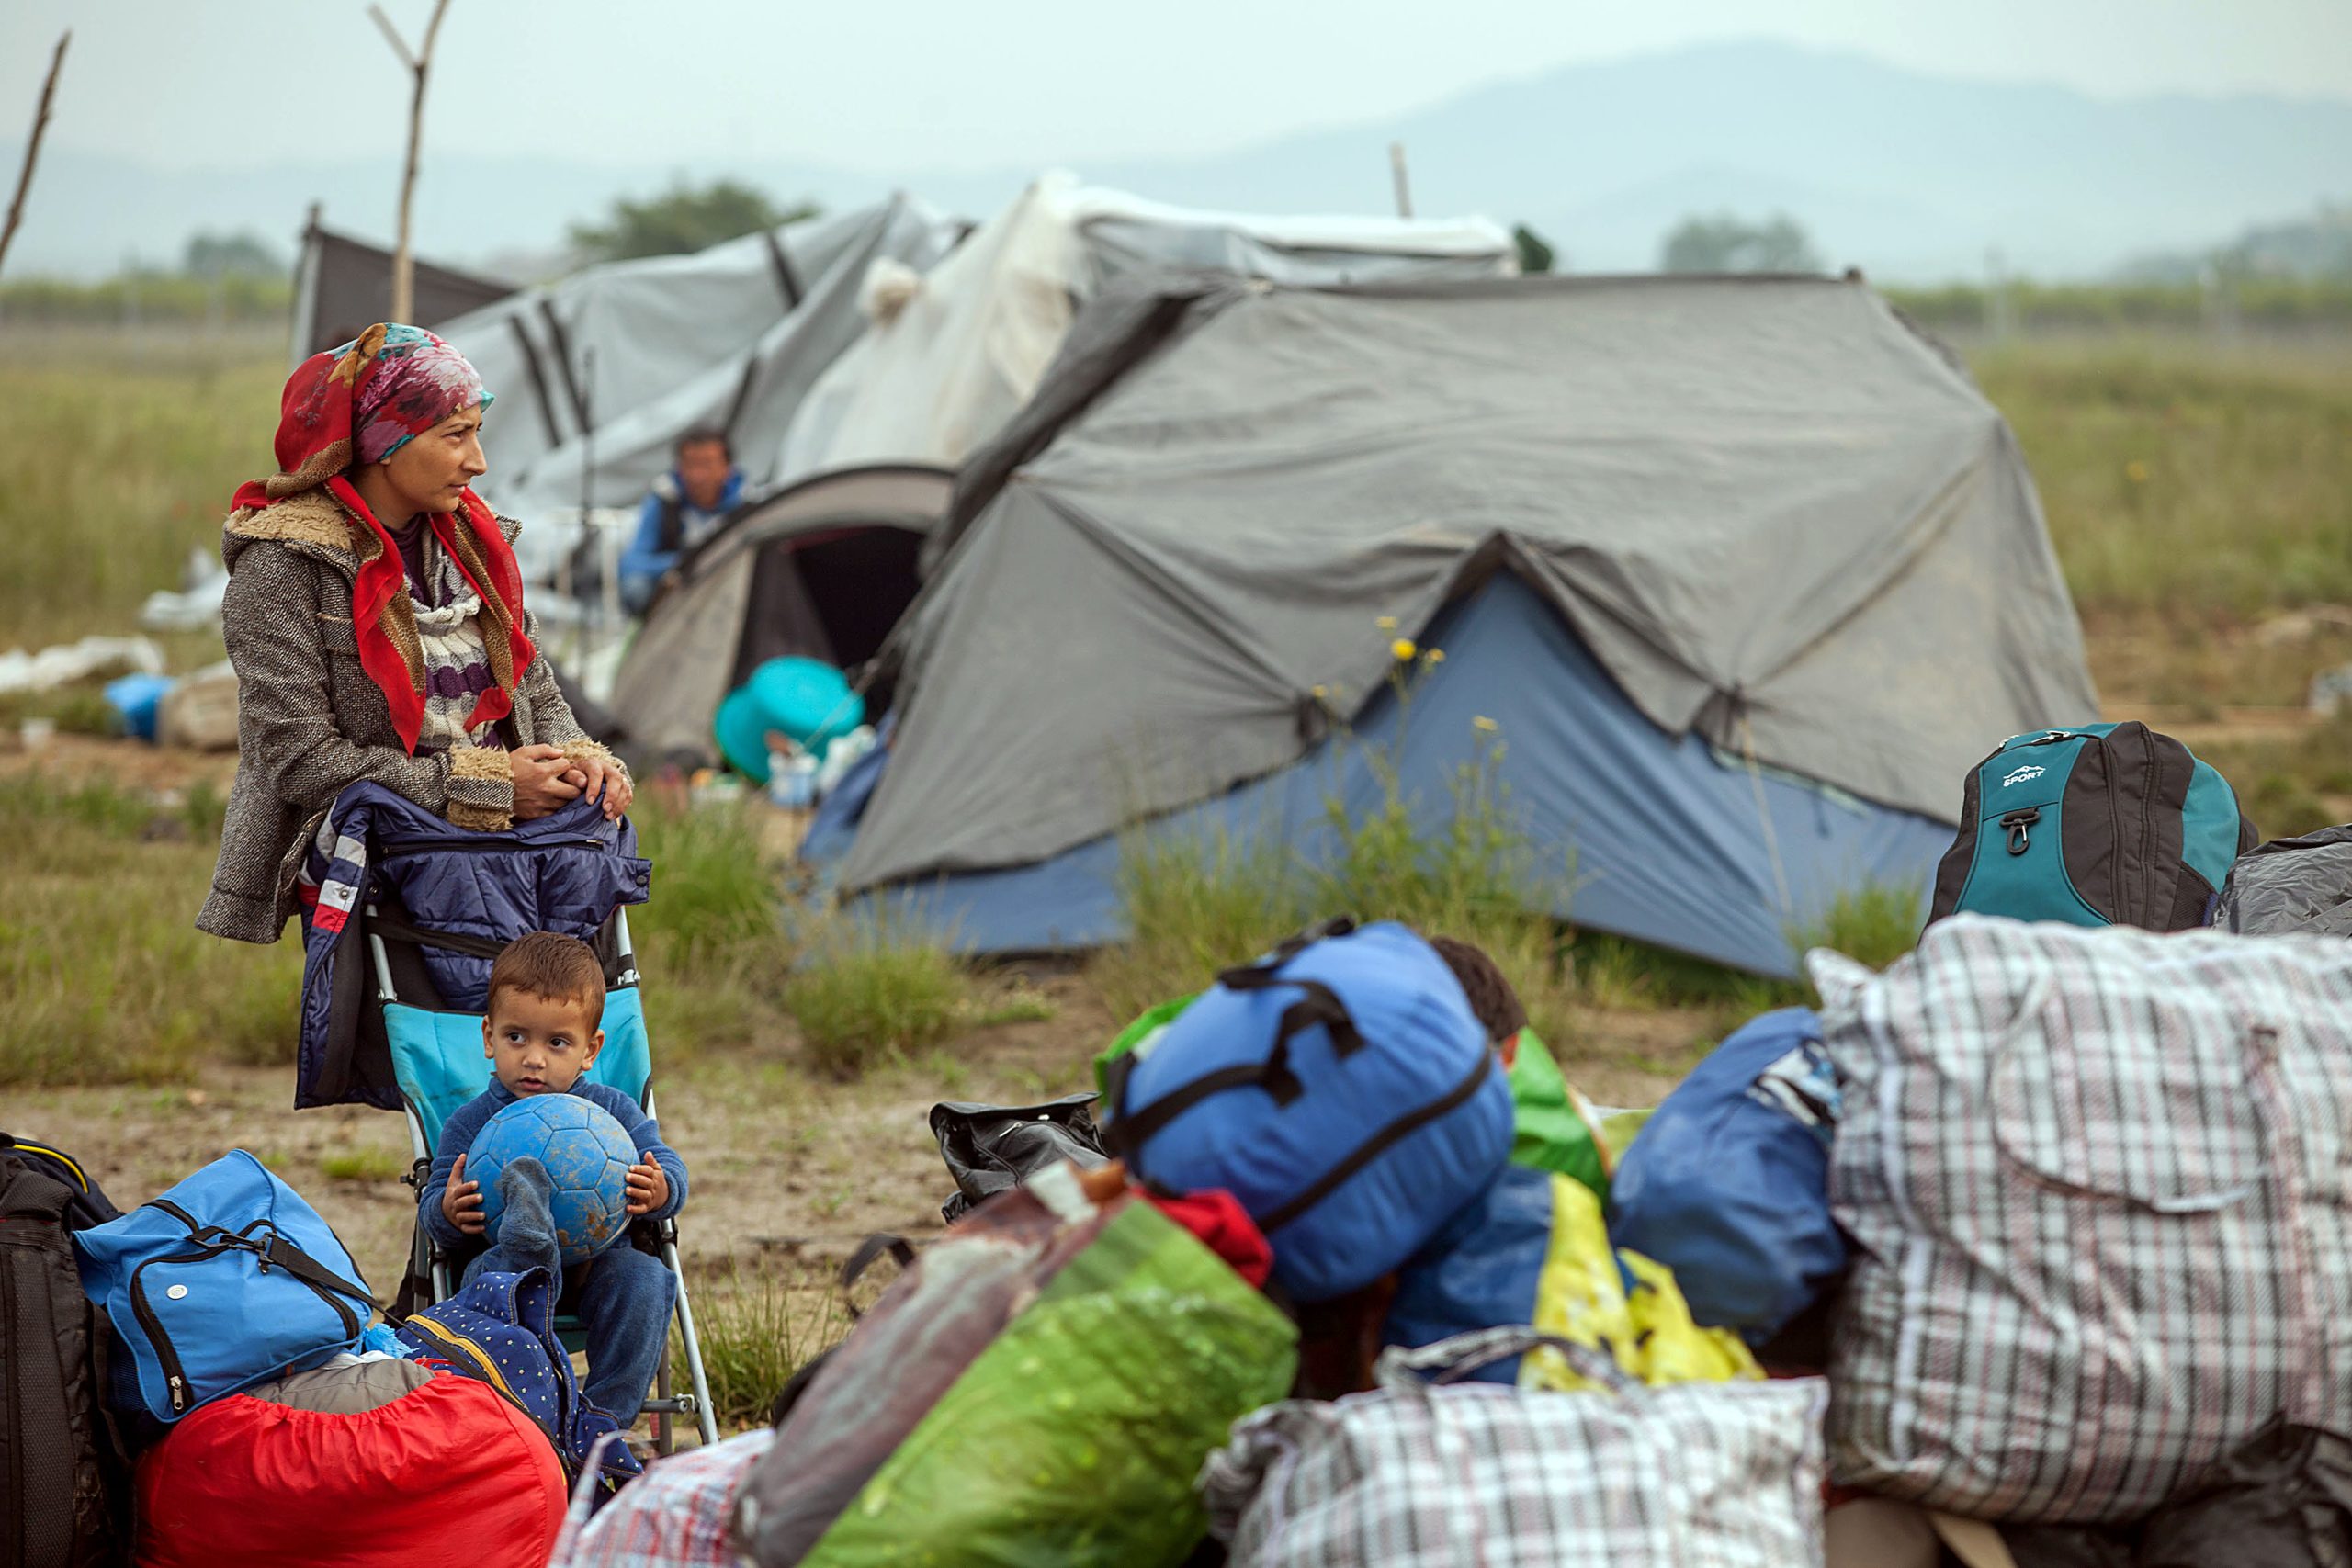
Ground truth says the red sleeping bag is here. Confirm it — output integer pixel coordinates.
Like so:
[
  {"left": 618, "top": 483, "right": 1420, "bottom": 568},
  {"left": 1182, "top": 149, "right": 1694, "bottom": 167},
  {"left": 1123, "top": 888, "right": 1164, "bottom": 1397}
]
[{"left": 135, "top": 1371, "right": 565, "bottom": 1568}]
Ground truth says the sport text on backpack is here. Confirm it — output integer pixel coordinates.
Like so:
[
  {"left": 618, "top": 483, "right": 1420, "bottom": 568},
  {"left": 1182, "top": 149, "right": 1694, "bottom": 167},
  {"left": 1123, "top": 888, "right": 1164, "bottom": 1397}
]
[{"left": 1929, "top": 721, "right": 2256, "bottom": 931}]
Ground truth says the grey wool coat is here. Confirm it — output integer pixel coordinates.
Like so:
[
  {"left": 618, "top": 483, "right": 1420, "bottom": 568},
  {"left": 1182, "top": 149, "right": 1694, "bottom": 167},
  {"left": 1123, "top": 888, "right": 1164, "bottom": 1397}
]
[{"left": 198, "top": 488, "right": 622, "bottom": 944}]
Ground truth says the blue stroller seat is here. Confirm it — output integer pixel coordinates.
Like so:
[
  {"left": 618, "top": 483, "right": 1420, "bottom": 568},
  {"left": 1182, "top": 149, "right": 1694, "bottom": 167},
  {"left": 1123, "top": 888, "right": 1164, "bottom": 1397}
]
[{"left": 296, "top": 782, "right": 717, "bottom": 1450}]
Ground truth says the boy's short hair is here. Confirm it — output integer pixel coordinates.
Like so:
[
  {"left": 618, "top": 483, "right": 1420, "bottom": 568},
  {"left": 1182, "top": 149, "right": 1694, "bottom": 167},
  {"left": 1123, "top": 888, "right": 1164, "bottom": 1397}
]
[
  {"left": 1426, "top": 934, "right": 1529, "bottom": 1045},
  {"left": 674, "top": 424, "right": 729, "bottom": 460},
  {"left": 486, "top": 931, "right": 605, "bottom": 1027}
]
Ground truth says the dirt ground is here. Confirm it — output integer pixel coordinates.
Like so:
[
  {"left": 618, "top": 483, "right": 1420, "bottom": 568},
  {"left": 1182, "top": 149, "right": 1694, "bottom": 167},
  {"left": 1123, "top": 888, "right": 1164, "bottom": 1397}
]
[
  {"left": 10, "top": 974, "right": 1138, "bottom": 1298},
  {"left": 13, "top": 969, "right": 1691, "bottom": 1307}
]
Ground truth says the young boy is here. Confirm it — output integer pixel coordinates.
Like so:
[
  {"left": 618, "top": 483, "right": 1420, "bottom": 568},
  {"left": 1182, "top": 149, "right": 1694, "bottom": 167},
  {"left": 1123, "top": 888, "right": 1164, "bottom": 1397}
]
[{"left": 420, "top": 931, "right": 688, "bottom": 1422}]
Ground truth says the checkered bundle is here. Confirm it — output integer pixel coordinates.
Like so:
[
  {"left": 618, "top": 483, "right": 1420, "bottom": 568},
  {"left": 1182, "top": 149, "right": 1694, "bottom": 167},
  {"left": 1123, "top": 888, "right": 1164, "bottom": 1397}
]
[
  {"left": 1814, "top": 914, "right": 2352, "bottom": 1523},
  {"left": 1200, "top": 1327, "right": 1827, "bottom": 1567}
]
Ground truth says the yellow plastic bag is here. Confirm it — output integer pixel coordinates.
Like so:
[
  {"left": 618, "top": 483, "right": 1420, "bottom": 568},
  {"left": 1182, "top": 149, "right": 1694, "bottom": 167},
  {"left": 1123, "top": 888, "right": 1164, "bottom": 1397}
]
[{"left": 1525, "top": 1174, "right": 1759, "bottom": 1393}]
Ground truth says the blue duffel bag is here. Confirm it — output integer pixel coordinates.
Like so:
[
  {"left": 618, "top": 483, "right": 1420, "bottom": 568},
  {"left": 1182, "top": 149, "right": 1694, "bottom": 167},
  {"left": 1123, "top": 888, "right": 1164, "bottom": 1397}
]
[
  {"left": 1102, "top": 919, "right": 1515, "bottom": 1302},
  {"left": 73, "top": 1150, "right": 376, "bottom": 1422},
  {"left": 1606, "top": 1008, "right": 1848, "bottom": 1344}
]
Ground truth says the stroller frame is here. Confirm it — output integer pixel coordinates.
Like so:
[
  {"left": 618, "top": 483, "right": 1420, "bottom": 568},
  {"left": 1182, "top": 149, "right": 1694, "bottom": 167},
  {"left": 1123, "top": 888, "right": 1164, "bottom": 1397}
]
[{"left": 371, "top": 905, "right": 720, "bottom": 1450}]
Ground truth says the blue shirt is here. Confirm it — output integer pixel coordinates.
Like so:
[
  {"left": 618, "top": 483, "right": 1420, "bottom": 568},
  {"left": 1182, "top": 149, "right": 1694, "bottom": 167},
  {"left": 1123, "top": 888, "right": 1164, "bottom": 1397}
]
[
  {"left": 618, "top": 467, "right": 744, "bottom": 615},
  {"left": 420, "top": 1077, "right": 687, "bottom": 1252}
]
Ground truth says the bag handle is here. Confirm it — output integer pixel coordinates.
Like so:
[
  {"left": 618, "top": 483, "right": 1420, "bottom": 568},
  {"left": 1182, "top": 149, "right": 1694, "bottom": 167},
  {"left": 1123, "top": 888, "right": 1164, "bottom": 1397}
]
[
  {"left": 1103, "top": 920, "right": 1366, "bottom": 1161},
  {"left": 1374, "top": 1325, "right": 1638, "bottom": 1397},
  {"left": 150, "top": 1199, "right": 379, "bottom": 1308}
]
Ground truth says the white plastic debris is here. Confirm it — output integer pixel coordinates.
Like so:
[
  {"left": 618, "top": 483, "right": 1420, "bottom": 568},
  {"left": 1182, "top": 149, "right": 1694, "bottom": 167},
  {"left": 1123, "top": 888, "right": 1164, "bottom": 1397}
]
[{"left": 0, "top": 635, "right": 166, "bottom": 695}]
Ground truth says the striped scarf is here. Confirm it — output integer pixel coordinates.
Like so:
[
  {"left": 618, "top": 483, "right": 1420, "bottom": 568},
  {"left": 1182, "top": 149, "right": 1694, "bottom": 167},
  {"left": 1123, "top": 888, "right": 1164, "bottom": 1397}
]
[{"left": 403, "top": 533, "right": 506, "bottom": 760}]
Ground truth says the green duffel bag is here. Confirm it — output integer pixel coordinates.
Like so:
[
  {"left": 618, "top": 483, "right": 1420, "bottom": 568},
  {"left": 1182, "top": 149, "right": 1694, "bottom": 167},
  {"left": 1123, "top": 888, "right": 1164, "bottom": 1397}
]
[{"left": 731, "top": 1169, "right": 1297, "bottom": 1567}]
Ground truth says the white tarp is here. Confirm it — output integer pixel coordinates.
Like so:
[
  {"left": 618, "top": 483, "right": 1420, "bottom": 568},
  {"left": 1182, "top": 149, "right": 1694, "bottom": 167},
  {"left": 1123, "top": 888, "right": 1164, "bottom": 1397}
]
[{"left": 773, "top": 173, "right": 1516, "bottom": 486}]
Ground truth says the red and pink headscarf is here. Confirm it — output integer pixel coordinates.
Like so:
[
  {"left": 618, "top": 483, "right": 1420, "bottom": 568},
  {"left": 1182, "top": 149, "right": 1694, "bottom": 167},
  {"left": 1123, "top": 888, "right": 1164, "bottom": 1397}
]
[{"left": 231, "top": 322, "right": 532, "bottom": 754}]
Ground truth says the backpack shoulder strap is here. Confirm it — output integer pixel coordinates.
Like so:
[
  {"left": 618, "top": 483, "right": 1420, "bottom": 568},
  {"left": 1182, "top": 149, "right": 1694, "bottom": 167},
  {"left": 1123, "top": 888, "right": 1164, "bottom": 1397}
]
[{"left": 1103, "top": 922, "right": 1367, "bottom": 1161}]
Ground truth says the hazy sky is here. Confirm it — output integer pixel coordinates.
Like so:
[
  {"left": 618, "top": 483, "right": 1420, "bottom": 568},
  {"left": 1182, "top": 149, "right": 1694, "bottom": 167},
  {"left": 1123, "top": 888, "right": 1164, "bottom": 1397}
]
[{"left": 5, "top": 0, "right": 2349, "bottom": 175}]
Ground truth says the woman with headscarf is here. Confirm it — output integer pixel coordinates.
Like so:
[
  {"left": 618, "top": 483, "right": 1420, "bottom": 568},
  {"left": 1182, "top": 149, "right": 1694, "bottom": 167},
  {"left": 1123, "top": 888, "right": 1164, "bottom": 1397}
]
[{"left": 198, "top": 323, "right": 632, "bottom": 943}]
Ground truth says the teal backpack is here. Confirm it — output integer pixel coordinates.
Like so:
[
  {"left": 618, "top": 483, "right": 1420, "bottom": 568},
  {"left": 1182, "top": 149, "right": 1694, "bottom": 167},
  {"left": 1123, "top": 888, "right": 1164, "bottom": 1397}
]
[{"left": 1929, "top": 722, "right": 2257, "bottom": 932}]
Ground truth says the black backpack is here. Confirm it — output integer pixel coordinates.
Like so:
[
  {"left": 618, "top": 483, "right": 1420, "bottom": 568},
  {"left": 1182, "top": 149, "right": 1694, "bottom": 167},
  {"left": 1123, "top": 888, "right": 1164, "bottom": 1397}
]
[{"left": 1, "top": 1135, "right": 128, "bottom": 1568}]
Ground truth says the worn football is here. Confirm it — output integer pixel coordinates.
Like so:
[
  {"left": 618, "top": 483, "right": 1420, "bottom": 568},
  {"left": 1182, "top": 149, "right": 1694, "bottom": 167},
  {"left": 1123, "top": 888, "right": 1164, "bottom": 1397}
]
[{"left": 467, "top": 1094, "right": 637, "bottom": 1264}]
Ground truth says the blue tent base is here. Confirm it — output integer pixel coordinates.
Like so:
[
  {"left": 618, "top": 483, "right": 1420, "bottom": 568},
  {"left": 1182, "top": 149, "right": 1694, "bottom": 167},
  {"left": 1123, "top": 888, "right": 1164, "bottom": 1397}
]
[{"left": 809, "top": 574, "right": 1954, "bottom": 977}]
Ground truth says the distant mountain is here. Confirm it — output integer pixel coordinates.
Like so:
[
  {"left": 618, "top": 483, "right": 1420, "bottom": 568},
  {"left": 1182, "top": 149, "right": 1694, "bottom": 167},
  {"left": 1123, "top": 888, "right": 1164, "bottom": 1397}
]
[
  {"left": 6, "top": 39, "right": 2348, "bottom": 283},
  {"left": 2120, "top": 204, "right": 2352, "bottom": 283}
]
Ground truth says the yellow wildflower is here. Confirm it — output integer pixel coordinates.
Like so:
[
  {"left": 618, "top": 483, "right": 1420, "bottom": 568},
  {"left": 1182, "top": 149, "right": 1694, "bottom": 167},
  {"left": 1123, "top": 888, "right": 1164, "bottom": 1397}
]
[
  {"left": 1310, "top": 683, "right": 1329, "bottom": 700},
  {"left": 2125, "top": 460, "right": 2150, "bottom": 484},
  {"left": 1390, "top": 637, "right": 1417, "bottom": 661},
  {"left": 1376, "top": 615, "right": 1399, "bottom": 631},
  {"left": 1422, "top": 648, "right": 1445, "bottom": 667},
  {"left": 1472, "top": 716, "right": 1499, "bottom": 733}
]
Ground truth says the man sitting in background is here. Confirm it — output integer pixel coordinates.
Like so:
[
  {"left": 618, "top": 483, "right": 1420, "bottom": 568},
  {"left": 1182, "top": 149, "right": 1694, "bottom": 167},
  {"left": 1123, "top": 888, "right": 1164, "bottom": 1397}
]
[{"left": 617, "top": 426, "right": 742, "bottom": 614}]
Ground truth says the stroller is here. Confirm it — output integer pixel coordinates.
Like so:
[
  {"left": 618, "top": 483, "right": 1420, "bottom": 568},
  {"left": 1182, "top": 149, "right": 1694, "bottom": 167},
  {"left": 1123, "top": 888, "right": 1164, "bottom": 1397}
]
[{"left": 295, "top": 781, "right": 718, "bottom": 1450}]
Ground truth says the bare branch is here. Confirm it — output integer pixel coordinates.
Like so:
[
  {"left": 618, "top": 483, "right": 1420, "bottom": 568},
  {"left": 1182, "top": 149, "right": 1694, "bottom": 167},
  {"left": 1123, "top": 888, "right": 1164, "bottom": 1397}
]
[
  {"left": 387, "top": 0, "right": 453, "bottom": 323},
  {"left": 0, "top": 30, "right": 71, "bottom": 284},
  {"left": 367, "top": 4, "right": 416, "bottom": 71},
  {"left": 416, "top": 0, "right": 451, "bottom": 70}
]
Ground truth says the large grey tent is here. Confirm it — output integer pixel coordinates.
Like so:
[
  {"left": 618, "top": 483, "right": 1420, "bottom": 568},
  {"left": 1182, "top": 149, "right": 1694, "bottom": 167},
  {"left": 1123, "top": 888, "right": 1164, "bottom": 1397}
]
[
  {"left": 431, "top": 197, "right": 962, "bottom": 550},
  {"left": 808, "top": 273, "right": 2101, "bottom": 975}
]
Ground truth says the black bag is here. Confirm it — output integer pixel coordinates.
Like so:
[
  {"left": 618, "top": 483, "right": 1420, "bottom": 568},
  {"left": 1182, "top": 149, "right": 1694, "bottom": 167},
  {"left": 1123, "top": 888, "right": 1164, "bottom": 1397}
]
[
  {"left": 929, "top": 1094, "right": 1108, "bottom": 1224},
  {"left": 1, "top": 1138, "right": 127, "bottom": 1568},
  {"left": 0, "top": 1135, "right": 119, "bottom": 1232},
  {"left": 2215, "top": 826, "right": 2352, "bottom": 937}
]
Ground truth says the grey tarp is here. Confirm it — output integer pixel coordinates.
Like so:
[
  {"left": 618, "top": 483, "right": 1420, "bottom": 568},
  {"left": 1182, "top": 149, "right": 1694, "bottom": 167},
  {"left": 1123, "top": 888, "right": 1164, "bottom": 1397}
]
[
  {"left": 290, "top": 219, "right": 517, "bottom": 362},
  {"left": 433, "top": 197, "right": 961, "bottom": 548},
  {"left": 836, "top": 274, "right": 2098, "bottom": 896}
]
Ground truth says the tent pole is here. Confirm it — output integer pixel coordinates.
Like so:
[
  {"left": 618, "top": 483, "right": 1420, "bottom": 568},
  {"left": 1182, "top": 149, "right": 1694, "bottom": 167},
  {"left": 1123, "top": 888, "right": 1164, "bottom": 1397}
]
[{"left": 1388, "top": 142, "right": 1414, "bottom": 220}]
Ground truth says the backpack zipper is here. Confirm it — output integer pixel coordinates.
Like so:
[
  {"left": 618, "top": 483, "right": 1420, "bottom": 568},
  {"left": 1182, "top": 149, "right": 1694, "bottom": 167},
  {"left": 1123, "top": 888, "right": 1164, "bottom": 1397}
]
[
  {"left": 401, "top": 1314, "right": 529, "bottom": 1411},
  {"left": 403, "top": 1314, "right": 580, "bottom": 1480},
  {"left": 379, "top": 835, "right": 613, "bottom": 861}
]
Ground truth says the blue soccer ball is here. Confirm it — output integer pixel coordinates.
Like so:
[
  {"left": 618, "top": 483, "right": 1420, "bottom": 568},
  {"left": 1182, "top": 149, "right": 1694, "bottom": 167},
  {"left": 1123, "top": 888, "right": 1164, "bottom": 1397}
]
[{"left": 467, "top": 1095, "right": 637, "bottom": 1264}]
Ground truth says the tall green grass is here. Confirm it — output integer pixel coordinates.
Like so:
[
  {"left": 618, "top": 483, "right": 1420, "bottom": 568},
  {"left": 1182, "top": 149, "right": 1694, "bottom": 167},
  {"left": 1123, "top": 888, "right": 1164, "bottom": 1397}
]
[
  {"left": 0, "top": 778, "right": 301, "bottom": 1087},
  {"left": 0, "top": 354, "right": 280, "bottom": 649},
  {"left": 1978, "top": 342, "right": 2352, "bottom": 617},
  {"left": 627, "top": 797, "right": 793, "bottom": 1056},
  {"left": 783, "top": 913, "right": 975, "bottom": 1079},
  {"left": 673, "top": 1271, "right": 852, "bottom": 1432}
]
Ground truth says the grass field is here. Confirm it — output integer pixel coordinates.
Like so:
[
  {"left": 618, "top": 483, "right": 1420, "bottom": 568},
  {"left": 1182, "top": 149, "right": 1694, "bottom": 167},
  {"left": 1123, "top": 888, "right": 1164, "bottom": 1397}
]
[{"left": 4, "top": 327, "right": 2351, "bottom": 1099}]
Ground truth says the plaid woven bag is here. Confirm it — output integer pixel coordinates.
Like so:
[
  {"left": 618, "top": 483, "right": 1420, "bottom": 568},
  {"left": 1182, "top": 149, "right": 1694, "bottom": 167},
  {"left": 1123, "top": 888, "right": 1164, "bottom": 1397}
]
[
  {"left": 1199, "top": 1326, "right": 1827, "bottom": 1568},
  {"left": 1815, "top": 914, "right": 2352, "bottom": 1523}
]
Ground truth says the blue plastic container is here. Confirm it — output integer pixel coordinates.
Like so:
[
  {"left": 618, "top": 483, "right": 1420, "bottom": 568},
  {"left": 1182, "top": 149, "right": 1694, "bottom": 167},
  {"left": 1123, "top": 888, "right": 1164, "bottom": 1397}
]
[
  {"left": 713, "top": 658, "right": 865, "bottom": 781},
  {"left": 105, "top": 672, "right": 175, "bottom": 741}
]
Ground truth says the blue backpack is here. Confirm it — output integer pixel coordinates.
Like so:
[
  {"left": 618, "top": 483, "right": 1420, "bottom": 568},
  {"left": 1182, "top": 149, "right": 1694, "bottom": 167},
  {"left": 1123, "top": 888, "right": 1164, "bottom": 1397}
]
[
  {"left": 1929, "top": 722, "right": 2256, "bottom": 931},
  {"left": 72, "top": 1150, "right": 376, "bottom": 1422},
  {"left": 1606, "top": 1009, "right": 1847, "bottom": 1344},
  {"left": 1101, "top": 920, "right": 1515, "bottom": 1303},
  {"left": 396, "top": 1267, "right": 639, "bottom": 1487}
]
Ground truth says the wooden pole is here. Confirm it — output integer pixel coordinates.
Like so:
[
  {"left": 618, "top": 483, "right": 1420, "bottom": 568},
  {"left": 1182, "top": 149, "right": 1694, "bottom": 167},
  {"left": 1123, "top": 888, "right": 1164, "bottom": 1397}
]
[
  {"left": 1388, "top": 141, "right": 1413, "bottom": 220},
  {"left": 370, "top": 0, "right": 452, "bottom": 324},
  {"left": 0, "top": 31, "right": 71, "bottom": 284}
]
